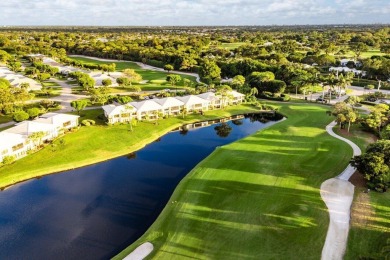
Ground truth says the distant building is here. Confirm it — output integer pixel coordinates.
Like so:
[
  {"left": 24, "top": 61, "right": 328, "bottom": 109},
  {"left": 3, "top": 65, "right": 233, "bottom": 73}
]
[
  {"left": 329, "top": 66, "right": 366, "bottom": 77},
  {"left": 0, "top": 66, "right": 42, "bottom": 91}
]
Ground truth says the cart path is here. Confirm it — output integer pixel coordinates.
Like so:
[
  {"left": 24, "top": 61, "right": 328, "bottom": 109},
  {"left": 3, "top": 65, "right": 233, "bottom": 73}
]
[{"left": 321, "top": 121, "right": 362, "bottom": 260}]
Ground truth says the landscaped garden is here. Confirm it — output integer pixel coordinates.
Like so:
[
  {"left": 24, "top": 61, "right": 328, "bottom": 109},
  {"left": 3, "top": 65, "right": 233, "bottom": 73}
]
[{"left": 114, "top": 103, "right": 355, "bottom": 259}]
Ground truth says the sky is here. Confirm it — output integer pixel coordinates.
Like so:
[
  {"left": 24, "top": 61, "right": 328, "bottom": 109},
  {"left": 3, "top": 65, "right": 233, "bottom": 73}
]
[{"left": 0, "top": 0, "right": 389, "bottom": 26}]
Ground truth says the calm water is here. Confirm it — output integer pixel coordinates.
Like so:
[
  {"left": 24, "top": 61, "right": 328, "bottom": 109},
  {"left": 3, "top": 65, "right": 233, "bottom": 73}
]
[{"left": 0, "top": 114, "right": 281, "bottom": 259}]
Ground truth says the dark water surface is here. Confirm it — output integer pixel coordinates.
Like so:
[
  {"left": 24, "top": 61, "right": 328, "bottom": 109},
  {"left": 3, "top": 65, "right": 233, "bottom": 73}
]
[{"left": 0, "top": 114, "right": 280, "bottom": 259}]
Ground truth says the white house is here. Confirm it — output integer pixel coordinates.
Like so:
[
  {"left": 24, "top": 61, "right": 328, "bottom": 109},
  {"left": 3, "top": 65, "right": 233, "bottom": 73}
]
[
  {"left": 329, "top": 67, "right": 367, "bottom": 77},
  {"left": 176, "top": 95, "right": 209, "bottom": 113},
  {"left": 229, "top": 90, "right": 245, "bottom": 105},
  {"left": 130, "top": 100, "right": 163, "bottom": 120},
  {"left": 197, "top": 92, "right": 223, "bottom": 109},
  {"left": 4, "top": 121, "right": 58, "bottom": 144},
  {"left": 154, "top": 97, "right": 184, "bottom": 116},
  {"left": 0, "top": 66, "right": 42, "bottom": 91},
  {"left": 33, "top": 113, "right": 80, "bottom": 132},
  {"left": 0, "top": 132, "right": 29, "bottom": 162},
  {"left": 102, "top": 104, "right": 137, "bottom": 124},
  {"left": 340, "top": 59, "right": 362, "bottom": 67}
]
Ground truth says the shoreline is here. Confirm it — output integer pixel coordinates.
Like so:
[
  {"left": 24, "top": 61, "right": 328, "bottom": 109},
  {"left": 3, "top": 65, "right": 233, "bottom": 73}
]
[{"left": 0, "top": 108, "right": 273, "bottom": 190}]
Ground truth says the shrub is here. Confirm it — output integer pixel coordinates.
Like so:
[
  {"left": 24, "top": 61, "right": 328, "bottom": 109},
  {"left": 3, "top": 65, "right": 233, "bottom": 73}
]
[
  {"left": 81, "top": 119, "right": 95, "bottom": 126},
  {"left": 13, "top": 111, "right": 29, "bottom": 122},
  {"left": 27, "top": 107, "right": 41, "bottom": 119},
  {"left": 2, "top": 155, "right": 16, "bottom": 166},
  {"left": 40, "top": 100, "right": 59, "bottom": 109}
]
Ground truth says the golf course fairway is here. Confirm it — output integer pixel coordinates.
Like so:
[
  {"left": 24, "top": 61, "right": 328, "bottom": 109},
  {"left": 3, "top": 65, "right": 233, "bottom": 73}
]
[{"left": 115, "top": 103, "right": 353, "bottom": 259}]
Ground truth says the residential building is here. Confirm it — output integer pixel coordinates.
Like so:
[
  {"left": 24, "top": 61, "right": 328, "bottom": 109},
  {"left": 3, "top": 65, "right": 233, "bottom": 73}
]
[
  {"left": 154, "top": 97, "right": 184, "bottom": 116},
  {"left": 176, "top": 95, "right": 209, "bottom": 113},
  {"left": 229, "top": 90, "right": 246, "bottom": 105},
  {"left": 197, "top": 92, "right": 223, "bottom": 109},
  {"left": 102, "top": 104, "right": 137, "bottom": 124},
  {"left": 0, "top": 132, "right": 29, "bottom": 162},
  {"left": 4, "top": 121, "right": 58, "bottom": 144},
  {"left": 33, "top": 113, "right": 80, "bottom": 133},
  {"left": 130, "top": 100, "right": 163, "bottom": 120},
  {"left": 0, "top": 66, "right": 42, "bottom": 91}
]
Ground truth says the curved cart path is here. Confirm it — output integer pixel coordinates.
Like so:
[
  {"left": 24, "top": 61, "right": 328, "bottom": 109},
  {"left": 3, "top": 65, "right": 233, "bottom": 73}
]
[{"left": 321, "top": 121, "right": 362, "bottom": 260}]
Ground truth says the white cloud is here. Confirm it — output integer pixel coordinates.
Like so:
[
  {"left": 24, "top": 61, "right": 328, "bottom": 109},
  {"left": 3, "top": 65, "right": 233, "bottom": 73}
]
[{"left": 0, "top": 0, "right": 388, "bottom": 25}]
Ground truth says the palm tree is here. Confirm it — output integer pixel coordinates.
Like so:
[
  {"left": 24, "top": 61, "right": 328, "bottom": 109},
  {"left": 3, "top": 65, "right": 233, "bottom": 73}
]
[
  {"left": 327, "top": 74, "right": 339, "bottom": 103},
  {"left": 181, "top": 107, "right": 188, "bottom": 119},
  {"left": 250, "top": 87, "right": 258, "bottom": 97},
  {"left": 337, "top": 73, "right": 353, "bottom": 98},
  {"left": 28, "top": 131, "right": 47, "bottom": 149}
]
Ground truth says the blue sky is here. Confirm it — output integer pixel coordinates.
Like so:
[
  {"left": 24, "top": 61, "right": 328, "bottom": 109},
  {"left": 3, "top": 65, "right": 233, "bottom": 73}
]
[{"left": 0, "top": 0, "right": 389, "bottom": 26}]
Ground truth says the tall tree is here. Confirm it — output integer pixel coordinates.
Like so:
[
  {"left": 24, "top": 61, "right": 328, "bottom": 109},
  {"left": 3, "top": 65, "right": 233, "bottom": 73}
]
[
  {"left": 70, "top": 100, "right": 88, "bottom": 115},
  {"left": 199, "top": 59, "right": 221, "bottom": 82}
]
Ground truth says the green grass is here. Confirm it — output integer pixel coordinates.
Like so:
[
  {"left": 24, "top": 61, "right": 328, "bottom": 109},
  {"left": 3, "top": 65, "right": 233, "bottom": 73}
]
[
  {"left": 332, "top": 123, "right": 390, "bottom": 260},
  {"left": 68, "top": 56, "right": 197, "bottom": 89},
  {"left": 333, "top": 124, "right": 377, "bottom": 152},
  {"left": 219, "top": 42, "right": 247, "bottom": 50},
  {"left": 68, "top": 56, "right": 140, "bottom": 71},
  {"left": 114, "top": 103, "right": 353, "bottom": 260},
  {"left": 0, "top": 105, "right": 260, "bottom": 189},
  {"left": 0, "top": 115, "right": 13, "bottom": 124},
  {"left": 339, "top": 49, "right": 387, "bottom": 59},
  {"left": 42, "top": 81, "right": 60, "bottom": 87},
  {"left": 345, "top": 188, "right": 390, "bottom": 260}
]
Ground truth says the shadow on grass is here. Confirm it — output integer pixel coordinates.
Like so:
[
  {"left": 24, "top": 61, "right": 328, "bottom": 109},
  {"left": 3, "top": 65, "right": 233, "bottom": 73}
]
[{"left": 147, "top": 179, "right": 327, "bottom": 260}]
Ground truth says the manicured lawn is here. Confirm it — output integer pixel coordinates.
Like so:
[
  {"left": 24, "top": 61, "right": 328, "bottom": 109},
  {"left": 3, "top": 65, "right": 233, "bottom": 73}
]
[
  {"left": 333, "top": 124, "right": 377, "bottom": 152},
  {"left": 346, "top": 191, "right": 390, "bottom": 260},
  {"left": 114, "top": 103, "right": 353, "bottom": 259},
  {"left": 0, "top": 105, "right": 260, "bottom": 189},
  {"left": 219, "top": 42, "right": 247, "bottom": 50},
  {"left": 332, "top": 123, "right": 390, "bottom": 260},
  {"left": 68, "top": 56, "right": 197, "bottom": 91},
  {"left": 68, "top": 56, "right": 140, "bottom": 71},
  {"left": 338, "top": 49, "right": 387, "bottom": 59}
]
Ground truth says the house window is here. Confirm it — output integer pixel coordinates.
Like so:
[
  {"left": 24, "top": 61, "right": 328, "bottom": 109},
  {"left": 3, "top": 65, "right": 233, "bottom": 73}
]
[
  {"left": 63, "top": 121, "right": 71, "bottom": 127},
  {"left": 1, "top": 149, "right": 7, "bottom": 155},
  {"left": 121, "top": 113, "right": 130, "bottom": 118},
  {"left": 12, "top": 143, "right": 24, "bottom": 152}
]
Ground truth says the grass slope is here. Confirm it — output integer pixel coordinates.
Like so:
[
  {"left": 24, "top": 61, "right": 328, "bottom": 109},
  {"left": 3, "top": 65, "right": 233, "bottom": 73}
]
[
  {"left": 0, "top": 105, "right": 259, "bottom": 189},
  {"left": 114, "top": 103, "right": 353, "bottom": 260}
]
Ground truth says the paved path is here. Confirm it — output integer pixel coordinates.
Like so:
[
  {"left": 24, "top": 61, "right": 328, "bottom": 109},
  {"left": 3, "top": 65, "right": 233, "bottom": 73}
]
[
  {"left": 68, "top": 55, "right": 201, "bottom": 83},
  {"left": 321, "top": 121, "right": 362, "bottom": 260},
  {"left": 0, "top": 121, "right": 16, "bottom": 129},
  {"left": 47, "top": 78, "right": 89, "bottom": 112}
]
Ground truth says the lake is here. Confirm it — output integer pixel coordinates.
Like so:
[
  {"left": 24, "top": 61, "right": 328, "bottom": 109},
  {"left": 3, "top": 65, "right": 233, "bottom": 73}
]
[{"left": 0, "top": 113, "right": 281, "bottom": 259}]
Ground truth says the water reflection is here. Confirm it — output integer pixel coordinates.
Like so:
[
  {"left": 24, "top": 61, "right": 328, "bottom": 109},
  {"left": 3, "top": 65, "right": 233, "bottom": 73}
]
[
  {"left": 0, "top": 113, "right": 281, "bottom": 259},
  {"left": 214, "top": 123, "right": 233, "bottom": 138}
]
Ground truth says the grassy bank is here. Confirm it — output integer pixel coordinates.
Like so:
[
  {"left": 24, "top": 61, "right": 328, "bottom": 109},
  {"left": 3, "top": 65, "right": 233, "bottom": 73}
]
[
  {"left": 0, "top": 105, "right": 260, "bottom": 189},
  {"left": 115, "top": 103, "right": 353, "bottom": 259}
]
